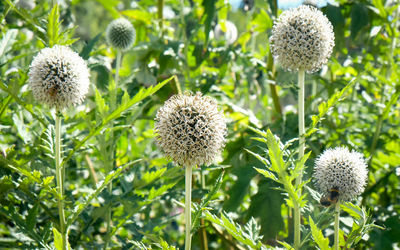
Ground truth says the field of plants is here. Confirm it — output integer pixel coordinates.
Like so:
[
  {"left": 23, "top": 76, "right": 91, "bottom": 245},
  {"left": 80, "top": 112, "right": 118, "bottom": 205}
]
[{"left": 0, "top": 0, "right": 399, "bottom": 249}]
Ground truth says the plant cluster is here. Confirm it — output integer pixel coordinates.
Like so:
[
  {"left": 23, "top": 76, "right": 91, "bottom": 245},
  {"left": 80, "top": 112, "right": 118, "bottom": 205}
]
[{"left": 0, "top": 0, "right": 399, "bottom": 249}]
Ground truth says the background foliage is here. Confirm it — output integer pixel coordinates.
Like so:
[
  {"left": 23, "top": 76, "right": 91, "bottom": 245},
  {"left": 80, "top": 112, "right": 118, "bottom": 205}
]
[{"left": 0, "top": 0, "right": 399, "bottom": 249}]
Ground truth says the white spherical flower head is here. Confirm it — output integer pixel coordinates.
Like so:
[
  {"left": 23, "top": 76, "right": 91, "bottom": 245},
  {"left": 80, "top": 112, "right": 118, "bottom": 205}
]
[
  {"left": 28, "top": 45, "right": 90, "bottom": 110},
  {"left": 214, "top": 20, "right": 238, "bottom": 45},
  {"left": 313, "top": 147, "right": 368, "bottom": 201},
  {"left": 270, "top": 5, "right": 334, "bottom": 73},
  {"left": 155, "top": 92, "right": 227, "bottom": 167},
  {"left": 106, "top": 18, "right": 136, "bottom": 51}
]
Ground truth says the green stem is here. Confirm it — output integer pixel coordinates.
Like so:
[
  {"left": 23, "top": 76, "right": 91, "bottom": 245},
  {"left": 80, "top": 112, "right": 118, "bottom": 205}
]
[
  {"left": 174, "top": 75, "right": 183, "bottom": 95},
  {"left": 55, "top": 111, "right": 67, "bottom": 250},
  {"left": 114, "top": 50, "right": 122, "bottom": 89},
  {"left": 185, "top": 165, "right": 192, "bottom": 250},
  {"left": 334, "top": 201, "right": 340, "bottom": 250},
  {"left": 294, "top": 69, "right": 305, "bottom": 250}
]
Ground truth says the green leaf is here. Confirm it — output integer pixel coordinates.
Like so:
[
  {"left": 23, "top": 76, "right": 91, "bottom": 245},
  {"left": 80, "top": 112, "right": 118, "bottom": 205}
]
[
  {"left": 80, "top": 32, "right": 103, "bottom": 60},
  {"left": 201, "top": 0, "right": 216, "bottom": 43},
  {"left": 61, "top": 76, "right": 173, "bottom": 167},
  {"left": 0, "top": 29, "right": 18, "bottom": 62},
  {"left": 47, "top": 4, "right": 61, "bottom": 47},
  {"left": 95, "top": 0, "right": 119, "bottom": 18},
  {"left": 309, "top": 216, "right": 331, "bottom": 250},
  {"left": 0, "top": 206, "right": 51, "bottom": 249},
  {"left": 0, "top": 156, "right": 59, "bottom": 198},
  {"left": 203, "top": 210, "right": 264, "bottom": 249},
  {"left": 121, "top": 10, "right": 152, "bottom": 25},
  {"left": 0, "top": 81, "right": 47, "bottom": 126},
  {"left": 245, "top": 149, "right": 270, "bottom": 167},
  {"left": 26, "top": 203, "right": 39, "bottom": 231},
  {"left": 350, "top": 3, "right": 369, "bottom": 39},
  {"left": 52, "top": 227, "right": 62, "bottom": 250},
  {"left": 66, "top": 159, "right": 141, "bottom": 228},
  {"left": 94, "top": 87, "right": 109, "bottom": 118},
  {"left": 134, "top": 167, "right": 167, "bottom": 189},
  {"left": 192, "top": 170, "right": 224, "bottom": 233},
  {"left": 306, "top": 78, "right": 356, "bottom": 137},
  {"left": 254, "top": 167, "right": 278, "bottom": 182},
  {"left": 372, "top": 0, "right": 387, "bottom": 18}
]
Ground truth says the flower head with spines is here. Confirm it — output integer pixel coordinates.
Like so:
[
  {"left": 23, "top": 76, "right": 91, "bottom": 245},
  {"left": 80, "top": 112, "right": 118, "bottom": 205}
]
[
  {"left": 313, "top": 146, "right": 368, "bottom": 201},
  {"left": 28, "top": 45, "right": 90, "bottom": 110},
  {"left": 106, "top": 18, "right": 136, "bottom": 51},
  {"left": 270, "top": 5, "right": 334, "bottom": 73},
  {"left": 155, "top": 92, "right": 227, "bottom": 167}
]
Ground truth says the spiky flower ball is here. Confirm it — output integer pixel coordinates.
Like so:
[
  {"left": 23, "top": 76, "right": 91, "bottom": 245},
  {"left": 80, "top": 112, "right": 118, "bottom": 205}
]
[
  {"left": 155, "top": 92, "right": 227, "bottom": 167},
  {"left": 214, "top": 20, "right": 238, "bottom": 45},
  {"left": 270, "top": 5, "right": 334, "bottom": 73},
  {"left": 313, "top": 147, "right": 368, "bottom": 201},
  {"left": 106, "top": 18, "right": 136, "bottom": 51},
  {"left": 28, "top": 45, "right": 90, "bottom": 110}
]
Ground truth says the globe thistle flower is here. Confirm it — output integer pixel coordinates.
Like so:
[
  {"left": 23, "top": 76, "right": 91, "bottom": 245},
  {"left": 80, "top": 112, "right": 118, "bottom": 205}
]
[
  {"left": 313, "top": 147, "right": 368, "bottom": 201},
  {"left": 155, "top": 92, "right": 227, "bottom": 167},
  {"left": 214, "top": 20, "right": 238, "bottom": 45},
  {"left": 28, "top": 45, "right": 90, "bottom": 110},
  {"left": 106, "top": 18, "right": 136, "bottom": 51},
  {"left": 270, "top": 5, "right": 334, "bottom": 73}
]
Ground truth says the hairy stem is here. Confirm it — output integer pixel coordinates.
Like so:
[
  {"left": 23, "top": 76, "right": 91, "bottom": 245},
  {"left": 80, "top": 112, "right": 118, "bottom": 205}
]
[
  {"left": 185, "top": 165, "right": 192, "bottom": 250},
  {"left": 55, "top": 111, "right": 67, "bottom": 250},
  {"left": 294, "top": 69, "right": 305, "bottom": 249},
  {"left": 334, "top": 201, "right": 340, "bottom": 250}
]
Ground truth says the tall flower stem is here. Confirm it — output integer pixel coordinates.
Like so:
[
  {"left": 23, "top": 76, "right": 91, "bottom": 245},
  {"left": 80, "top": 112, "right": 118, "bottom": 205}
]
[
  {"left": 334, "top": 201, "right": 341, "bottom": 250},
  {"left": 294, "top": 69, "right": 305, "bottom": 249},
  {"left": 55, "top": 110, "right": 67, "bottom": 250},
  {"left": 104, "top": 49, "right": 122, "bottom": 250},
  {"left": 185, "top": 165, "right": 193, "bottom": 250}
]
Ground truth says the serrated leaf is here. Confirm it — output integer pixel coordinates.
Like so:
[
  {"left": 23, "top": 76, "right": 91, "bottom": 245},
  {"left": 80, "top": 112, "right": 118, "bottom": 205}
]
[
  {"left": 26, "top": 203, "right": 39, "bottom": 231},
  {"left": 61, "top": 76, "right": 173, "bottom": 167},
  {"left": 192, "top": 170, "right": 224, "bottom": 233},
  {"left": 80, "top": 32, "right": 102, "bottom": 60},
  {"left": 0, "top": 29, "right": 18, "bottom": 62},
  {"left": 254, "top": 167, "right": 278, "bottom": 182},
  {"left": 94, "top": 87, "right": 109, "bottom": 117},
  {"left": 66, "top": 159, "right": 141, "bottom": 228},
  {"left": 342, "top": 202, "right": 364, "bottom": 221},
  {"left": 52, "top": 227, "right": 62, "bottom": 250},
  {"left": 309, "top": 216, "right": 331, "bottom": 250},
  {"left": 0, "top": 206, "right": 51, "bottom": 249},
  {"left": 245, "top": 149, "right": 270, "bottom": 167},
  {"left": 134, "top": 167, "right": 167, "bottom": 189},
  {"left": 203, "top": 210, "right": 264, "bottom": 249},
  {"left": 306, "top": 79, "right": 356, "bottom": 137},
  {"left": 277, "top": 240, "right": 294, "bottom": 249},
  {"left": 47, "top": 4, "right": 61, "bottom": 47}
]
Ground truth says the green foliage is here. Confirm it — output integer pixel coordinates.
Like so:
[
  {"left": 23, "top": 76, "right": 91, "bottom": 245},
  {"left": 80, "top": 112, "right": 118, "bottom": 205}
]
[{"left": 0, "top": 0, "right": 399, "bottom": 249}]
